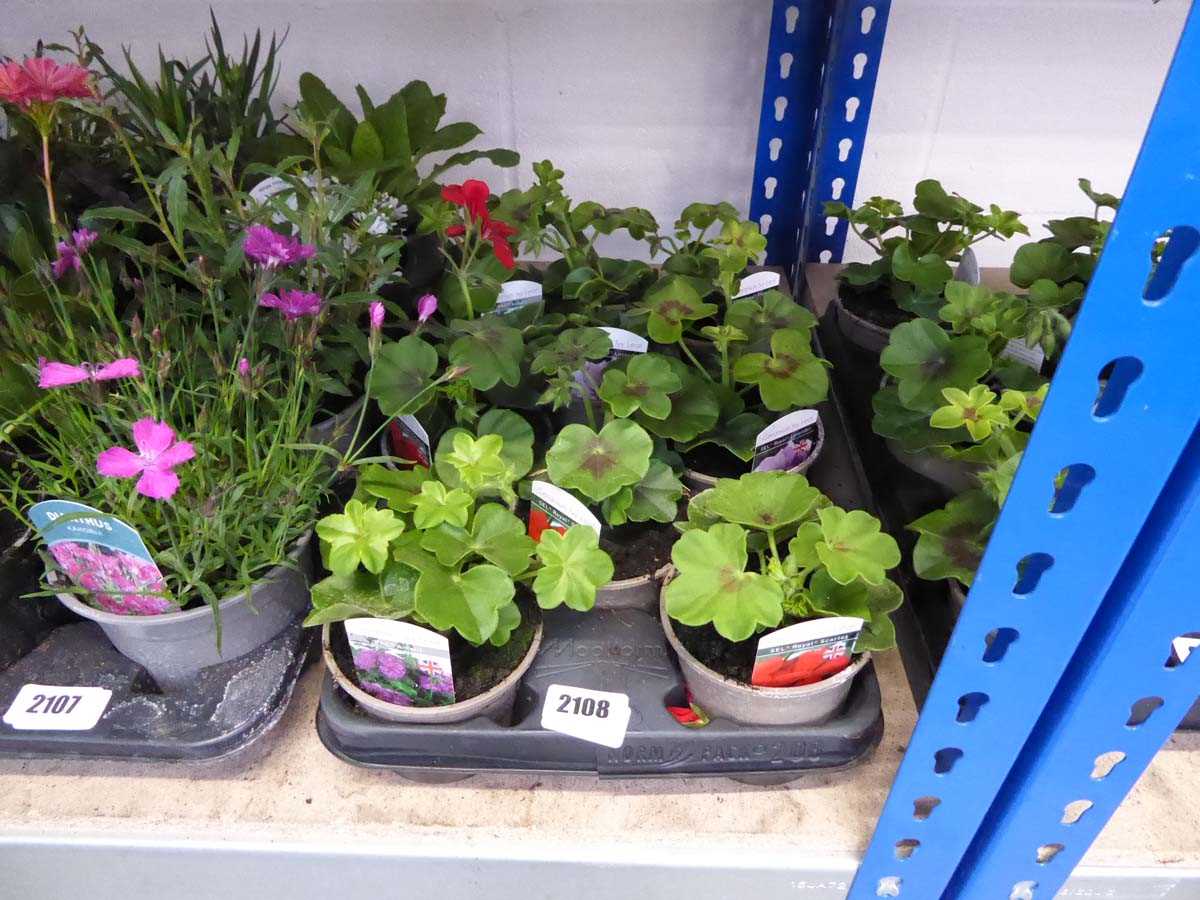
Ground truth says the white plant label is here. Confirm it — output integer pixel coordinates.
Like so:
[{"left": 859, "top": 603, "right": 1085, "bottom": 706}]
[
  {"left": 344, "top": 618, "right": 455, "bottom": 708},
  {"left": 529, "top": 480, "right": 602, "bottom": 540},
  {"left": 954, "top": 247, "right": 981, "bottom": 285},
  {"left": 1000, "top": 338, "right": 1046, "bottom": 372},
  {"left": 493, "top": 279, "right": 543, "bottom": 315},
  {"left": 734, "top": 270, "right": 782, "bottom": 298},
  {"left": 1172, "top": 636, "right": 1200, "bottom": 665},
  {"left": 751, "top": 617, "right": 863, "bottom": 688},
  {"left": 3, "top": 684, "right": 112, "bottom": 731},
  {"left": 540, "top": 684, "right": 631, "bottom": 749},
  {"left": 752, "top": 409, "right": 821, "bottom": 473},
  {"left": 574, "top": 327, "right": 647, "bottom": 398}
]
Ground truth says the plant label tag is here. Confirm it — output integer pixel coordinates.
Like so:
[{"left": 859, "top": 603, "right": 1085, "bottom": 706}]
[
  {"left": 3, "top": 684, "right": 112, "bottom": 731},
  {"left": 1000, "top": 338, "right": 1046, "bottom": 372},
  {"left": 540, "top": 684, "right": 631, "bottom": 749},
  {"left": 734, "top": 270, "right": 782, "bottom": 299},
  {"left": 387, "top": 415, "right": 432, "bottom": 468},
  {"left": 575, "top": 327, "right": 648, "bottom": 398},
  {"left": 528, "top": 481, "right": 602, "bottom": 540},
  {"left": 493, "top": 280, "right": 544, "bottom": 316},
  {"left": 954, "top": 247, "right": 981, "bottom": 286},
  {"left": 29, "top": 500, "right": 172, "bottom": 616},
  {"left": 344, "top": 618, "right": 455, "bottom": 708},
  {"left": 751, "top": 616, "right": 864, "bottom": 688},
  {"left": 752, "top": 410, "right": 821, "bottom": 473},
  {"left": 1171, "top": 636, "right": 1200, "bottom": 666}
]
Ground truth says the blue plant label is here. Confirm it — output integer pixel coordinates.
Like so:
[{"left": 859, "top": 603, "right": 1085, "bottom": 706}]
[
  {"left": 28, "top": 500, "right": 173, "bottom": 616},
  {"left": 752, "top": 409, "right": 821, "bottom": 473},
  {"left": 733, "top": 270, "right": 781, "bottom": 299},
  {"left": 344, "top": 618, "right": 456, "bottom": 708}
]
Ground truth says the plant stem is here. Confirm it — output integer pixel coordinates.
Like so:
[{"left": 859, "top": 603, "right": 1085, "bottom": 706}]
[
  {"left": 41, "top": 132, "right": 59, "bottom": 231},
  {"left": 677, "top": 339, "right": 714, "bottom": 382}
]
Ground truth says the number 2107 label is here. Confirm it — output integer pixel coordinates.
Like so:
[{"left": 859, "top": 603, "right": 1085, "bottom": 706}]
[
  {"left": 3, "top": 684, "right": 112, "bottom": 731},
  {"left": 540, "top": 684, "right": 631, "bottom": 749}
]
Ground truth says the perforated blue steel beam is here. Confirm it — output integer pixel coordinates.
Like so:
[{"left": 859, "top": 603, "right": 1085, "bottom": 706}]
[
  {"left": 800, "top": 0, "right": 891, "bottom": 265},
  {"left": 846, "top": 3, "right": 1200, "bottom": 897},
  {"left": 749, "top": 0, "right": 835, "bottom": 274}
]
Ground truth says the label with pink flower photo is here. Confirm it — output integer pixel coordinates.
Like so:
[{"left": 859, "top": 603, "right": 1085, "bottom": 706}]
[
  {"left": 343, "top": 618, "right": 456, "bottom": 708},
  {"left": 752, "top": 410, "right": 821, "bottom": 473},
  {"left": 29, "top": 500, "right": 173, "bottom": 617}
]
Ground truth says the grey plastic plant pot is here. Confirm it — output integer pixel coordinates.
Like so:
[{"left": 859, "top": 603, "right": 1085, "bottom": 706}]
[
  {"left": 884, "top": 437, "right": 983, "bottom": 494},
  {"left": 55, "top": 533, "right": 315, "bottom": 691},
  {"left": 322, "top": 613, "right": 544, "bottom": 726},
  {"left": 308, "top": 396, "right": 365, "bottom": 455},
  {"left": 594, "top": 564, "right": 672, "bottom": 612},
  {"left": 683, "top": 416, "right": 826, "bottom": 493},
  {"left": 833, "top": 295, "right": 892, "bottom": 355},
  {"left": 660, "top": 588, "right": 869, "bottom": 726}
]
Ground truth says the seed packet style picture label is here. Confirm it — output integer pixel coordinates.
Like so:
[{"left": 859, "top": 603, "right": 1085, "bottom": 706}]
[
  {"left": 29, "top": 499, "right": 172, "bottom": 616},
  {"left": 344, "top": 618, "right": 455, "bottom": 708},
  {"left": 752, "top": 409, "right": 821, "bottom": 473},
  {"left": 528, "top": 481, "right": 602, "bottom": 541},
  {"left": 751, "top": 616, "right": 864, "bottom": 688}
]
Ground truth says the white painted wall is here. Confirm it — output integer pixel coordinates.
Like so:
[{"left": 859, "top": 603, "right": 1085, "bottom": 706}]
[{"left": 2, "top": 0, "right": 1190, "bottom": 265}]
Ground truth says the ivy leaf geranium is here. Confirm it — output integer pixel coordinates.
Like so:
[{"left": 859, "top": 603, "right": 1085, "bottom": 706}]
[
  {"left": 664, "top": 523, "right": 784, "bottom": 642},
  {"left": 316, "top": 499, "right": 405, "bottom": 576},
  {"left": 532, "top": 525, "right": 615, "bottom": 611}
]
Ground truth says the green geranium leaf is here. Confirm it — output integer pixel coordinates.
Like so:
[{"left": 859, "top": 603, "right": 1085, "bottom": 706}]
[
  {"left": 880, "top": 319, "right": 991, "bottom": 410},
  {"left": 546, "top": 420, "right": 653, "bottom": 502},
  {"left": 355, "top": 464, "right": 433, "bottom": 512},
  {"left": 448, "top": 318, "right": 524, "bottom": 389},
  {"left": 871, "top": 384, "right": 963, "bottom": 452},
  {"left": 732, "top": 328, "right": 829, "bottom": 411},
  {"left": 642, "top": 275, "right": 718, "bottom": 343},
  {"left": 533, "top": 525, "right": 615, "bottom": 611},
  {"left": 598, "top": 354, "right": 682, "bottom": 419},
  {"left": 371, "top": 336, "right": 439, "bottom": 416},
  {"left": 489, "top": 600, "right": 523, "bottom": 648},
  {"left": 725, "top": 289, "right": 817, "bottom": 352},
  {"left": 705, "top": 471, "right": 821, "bottom": 532},
  {"left": 635, "top": 360, "right": 720, "bottom": 442},
  {"left": 891, "top": 240, "right": 953, "bottom": 293},
  {"left": 681, "top": 411, "right": 766, "bottom": 462},
  {"left": 909, "top": 490, "right": 997, "bottom": 586},
  {"left": 664, "top": 523, "right": 784, "bottom": 642},
  {"left": 815, "top": 507, "right": 901, "bottom": 586},
  {"left": 411, "top": 481, "right": 473, "bottom": 530},
  {"left": 394, "top": 541, "right": 514, "bottom": 644},
  {"left": 1010, "top": 242, "right": 1075, "bottom": 288},
  {"left": 434, "top": 409, "right": 534, "bottom": 497},
  {"left": 786, "top": 521, "right": 823, "bottom": 571},
  {"left": 304, "top": 561, "right": 418, "bottom": 626},
  {"left": 530, "top": 327, "right": 611, "bottom": 375},
  {"left": 930, "top": 385, "right": 1009, "bottom": 441},
  {"left": 316, "top": 499, "right": 405, "bottom": 576},
  {"left": 807, "top": 572, "right": 904, "bottom": 652},
  {"left": 601, "top": 459, "right": 683, "bottom": 525},
  {"left": 420, "top": 503, "right": 535, "bottom": 575}
]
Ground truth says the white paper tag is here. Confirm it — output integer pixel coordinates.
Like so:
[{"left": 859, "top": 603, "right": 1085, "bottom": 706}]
[
  {"left": 752, "top": 409, "right": 821, "bottom": 473},
  {"left": 752, "top": 617, "right": 863, "bottom": 688},
  {"left": 575, "top": 327, "right": 647, "bottom": 398},
  {"left": 954, "top": 247, "right": 980, "bottom": 285},
  {"left": 344, "top": 618, "right": 455, "bottom": 708},
  {"left": 529, "top": 481, "right": 602, "bottom": 540},
  {"left": 1000, "top": 338, "right": 1046, "bottom": 372},
  {"left": 540, "top": 684, "right": 631, "bottom": 748},
  {"left": 1172, "top": 636, "right": 1200, "bottom": 665},
  {"left": 734, "top": 270, "right": 782, "bottom": 299},
  {"left": 3, "top": 684, "right": 112, "bottom": 731},
  {"left": 388, "top": 414, "right": 432, "bottom": 467},
  {"left": 493, "top": 279, "right": 543, "bottom": 315}
]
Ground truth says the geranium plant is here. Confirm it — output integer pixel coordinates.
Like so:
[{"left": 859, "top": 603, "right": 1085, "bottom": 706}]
[
  {"left": 666, "top": 472, "right": 903, "bottom": 648},
  {"left": 307, "top": 431, "right": 614, "bottom": 646}
]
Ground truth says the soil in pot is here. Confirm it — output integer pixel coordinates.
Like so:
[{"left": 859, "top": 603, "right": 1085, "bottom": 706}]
[
  {"left": 674, "top": 622, "right": 757, "bottom": 684},
  {"left": 682, "top": 443, "right": 749, "bottom": 481},
  {"left": 839, "top": 281, "right": 913, "bottom": 331},
  {"left": 329, "top": 605, "right": 538, "bottom": 706},
  {"left": 600, "top": 521, "right": 676, "bottom": 581}
]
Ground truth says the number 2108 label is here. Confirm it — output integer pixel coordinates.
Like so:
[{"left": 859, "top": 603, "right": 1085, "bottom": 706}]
[
  {"left": 3, "top": 684, "right": 112, "bottom": 731},
  {"left": 540, "top": 684, "right": 631, "bottom": 749}
]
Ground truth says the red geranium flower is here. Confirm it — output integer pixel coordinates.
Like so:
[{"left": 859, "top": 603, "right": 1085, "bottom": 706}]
[
  {"left": 483, "top": 218, "right": 517, "bottom": 270},
  {"left": 441, "top": 179, "right": 490, "bottom": 221}
]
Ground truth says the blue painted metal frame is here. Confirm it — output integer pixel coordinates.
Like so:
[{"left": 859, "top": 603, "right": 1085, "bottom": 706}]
[
  {"left": 749, "top": 0, "right": 836, "bottom": 274},
  {"left": 847, "top": 3, "right": 1200, "bottom": 897},
  {"left": 800, "top": 0, "right": 891, "bottom": 266}
]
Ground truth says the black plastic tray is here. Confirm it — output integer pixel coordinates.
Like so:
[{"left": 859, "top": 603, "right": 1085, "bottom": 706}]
[
  {"left": 318, "top": 605, "right": 883, "bottom": 782},
  {"left": 317, "top": 284, "right": 895, "bottom": 781},
  {"left": 0, "top": 536, "right": 313, "bottom": 762}
]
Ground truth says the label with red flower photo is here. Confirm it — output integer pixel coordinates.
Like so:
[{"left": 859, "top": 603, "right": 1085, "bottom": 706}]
[
  {"left": 492, "top": 279, "right": 544, "bottom": 317},
  {"left": 528, "top": 481, "right": 602, "bottom": 541},
  {"left": 575, "top": 326, "right": 648, "bottom": 398},
  {"left": 750, "top": 616, "right": 864, "bottom": 688},
  {"left": 387, "top": 415, "right": 432, "bottom": 468},
  {"left": 733, "top": 270, "right": 782, "bottom": 299},
  {"left": 752, "top": 409, "right": 821, "bottom": 473},
  {"left": 343, "top": 618, "right": 455, "bottom": 709},
  {"left": 29, "top": 500, "right": 173, "bottom": 617}
]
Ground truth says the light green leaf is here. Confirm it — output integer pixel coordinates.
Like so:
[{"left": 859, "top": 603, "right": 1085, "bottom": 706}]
[
  {"left": 533, "top": 525, "right": 614, "bottom": 611},
  {"left": 815, "top": 507, "right": 901, "bottom": 586}
]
